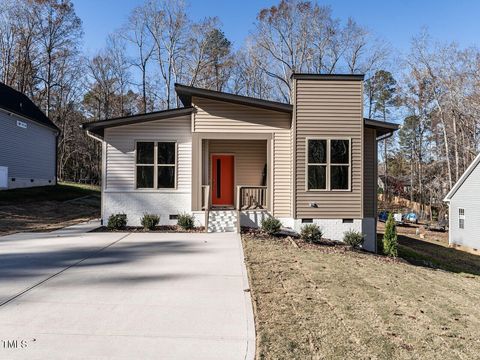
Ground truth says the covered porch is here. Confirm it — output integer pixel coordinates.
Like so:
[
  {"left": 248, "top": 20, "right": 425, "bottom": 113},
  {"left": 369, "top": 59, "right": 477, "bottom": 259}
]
[{"left": 192, "top": 133, "right": 272, "bottom": 212}]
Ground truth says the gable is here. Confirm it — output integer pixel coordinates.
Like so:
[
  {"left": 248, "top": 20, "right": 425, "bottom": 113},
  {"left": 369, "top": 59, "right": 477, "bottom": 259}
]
[
  {"left": 445, "top": 153, "right": 480, "bottom": 201},
  {"left": 192, "top": 97, "right": 292, "bottom": 133}
]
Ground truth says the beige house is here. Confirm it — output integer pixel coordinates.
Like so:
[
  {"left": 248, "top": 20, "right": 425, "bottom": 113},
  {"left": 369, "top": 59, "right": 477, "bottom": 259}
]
[{"left": 83, "top": 74, "right": 398, "bottom": 252}]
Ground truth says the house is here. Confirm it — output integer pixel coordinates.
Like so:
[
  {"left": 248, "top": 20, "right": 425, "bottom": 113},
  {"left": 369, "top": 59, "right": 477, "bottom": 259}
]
[
  {"left": 444, "top": 152, "right": 480, "bottom": 255},
  {"left": 0, "top": 82, "right": 59, "bottom": 189},
  {"left": 82, "top": 74, "right": 398, "bottom": 252}
]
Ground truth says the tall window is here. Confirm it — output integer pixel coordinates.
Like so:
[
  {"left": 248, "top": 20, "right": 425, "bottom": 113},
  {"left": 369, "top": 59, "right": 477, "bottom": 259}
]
[
  {"left": 307, "top": 139, "right": 350, "bottom": 191},
  {"left": 459, "top": 208, "right": 465, "bottom": 229},
  {"left": 136, "top": 141, "right": 176, "bottom": 189}
]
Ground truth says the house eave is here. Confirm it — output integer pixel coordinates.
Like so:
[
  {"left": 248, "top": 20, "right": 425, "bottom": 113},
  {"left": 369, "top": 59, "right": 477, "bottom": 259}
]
[
  {"left": 174, "top": 83, "right": 293, "bottom": 113},
  {"left": 81, "top": 107, "right": 195, "bottom": 139},
  {"left": 364, "top": 118, "right": 399, "bottom": 139},
  {"left": 291, "top": 73, "right": 365, "bottom": 81}
]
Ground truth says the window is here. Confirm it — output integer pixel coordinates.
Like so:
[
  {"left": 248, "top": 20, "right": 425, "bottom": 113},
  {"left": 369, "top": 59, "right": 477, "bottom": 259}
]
[
  {"left": 307, "top": 139, "right": 350, "bottom": 190},
  {"left": 459, "top": 208, "right": 465, "bottom": 229},
  {"left": 136, "top": 141, "right": 176, "bottom": 189}
]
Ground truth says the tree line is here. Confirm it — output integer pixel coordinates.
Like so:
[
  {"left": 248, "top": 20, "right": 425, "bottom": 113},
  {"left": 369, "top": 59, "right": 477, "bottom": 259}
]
[{"left": 0, "top": 0, "right": 479, "bottom": 216}]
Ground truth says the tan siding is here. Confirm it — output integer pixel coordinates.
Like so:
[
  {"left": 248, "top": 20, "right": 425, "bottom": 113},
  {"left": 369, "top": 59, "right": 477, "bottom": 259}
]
[
  {"left": 363, "top": 128, "right": 377, "bottom": 217},
  {"left": 104, "top": 115, "right": 192, "bottom": 191},
  {"left": 295, "top": 79, "right": 363, "bottom": 218},
  {"left": 193, "top": 97, "right": 292, "bottom": 217},
  {"left": 208, "top": 140, "right": 267, "bottom": 187},
  {"left": 193, "top": 97, "right": 291, "bottom": 132},
  {"left": 274, "top": 131, "right": 292, "bottom": 217}
]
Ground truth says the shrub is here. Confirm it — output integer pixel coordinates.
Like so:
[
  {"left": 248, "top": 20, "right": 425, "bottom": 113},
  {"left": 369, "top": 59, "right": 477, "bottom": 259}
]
[
  {"left": 141, "top": 213, "right": 160, "bottom": 231},
  {"left": 300, "top": 224, "right": 323, "bottom": 243},
  {"left": 383, "top": 213, "right": 398, "bottom": 257},
  {"left": 177, "top": 212, "right": 195, "bottom": 230},
  {"left": 261, "top": 217, "right": 282, "bottom": 235},
  {"left": 343, "top": 229, "right": 365, "bottom": 249},
  {"left": 107, "top": 213, "right": 127, "bottom": 230}
]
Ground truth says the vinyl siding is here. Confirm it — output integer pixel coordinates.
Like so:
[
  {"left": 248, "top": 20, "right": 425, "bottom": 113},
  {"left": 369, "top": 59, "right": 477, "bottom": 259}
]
[
  {"left": 363, "top": 127, "right": 377, "bottom": 217},
  {"left": 193, "top": 97, "right": 291, "bottom": 133},
  {"left": 104, "top": 115, "right": 191, "bottom": 191},
  {"left": 0, "top": 110, "right": 56, "bottom": 185},
  {"left": 208, "top": 139, "right": 267, "bottom": 187},
  {"left": 449, "top": 162, "right": 480, "bottom": 250},
  {"left": 193, "top": 97, "right": 292, "bottom": 217},
  {"left": 294, "top": 79, "right": 363, "bottom": 218}
]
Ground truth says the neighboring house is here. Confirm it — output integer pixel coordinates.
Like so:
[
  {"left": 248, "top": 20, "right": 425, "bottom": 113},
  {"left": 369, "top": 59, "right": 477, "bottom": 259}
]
[
  {"left": 0, "top": 82, "right": 59, "bottom": 189},
  {"left": 444, "top": 152, "right": 480, "bottom": 255},
  {"left": 82, "top": 74, "right": 398, "bottom": 252},
  {"left": 378, "top": 174, "right": 411, "bottom": 197}
]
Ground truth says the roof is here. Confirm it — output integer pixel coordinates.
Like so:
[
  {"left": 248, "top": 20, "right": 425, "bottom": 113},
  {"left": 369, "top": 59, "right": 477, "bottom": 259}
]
[
  {"left": 364, "top": 118, "right": 399, "bottom": 138},
  {"left": 444, "top": 152, "right": 480, "bottom": 202},
  {"left": 81, "top": 83, "right": 400, "bottom": 140},
  {"left": 0, "top": 82, "right": 59, "bottom": 132},
  {"left": 81, "top": 107, "right": 195, "bottom": 138},
  {"left": 291, "top": 73, "right": 365, "bottom": 81},
  {"left": 175, "top": 83, "right": 293, "bottom": 113}
]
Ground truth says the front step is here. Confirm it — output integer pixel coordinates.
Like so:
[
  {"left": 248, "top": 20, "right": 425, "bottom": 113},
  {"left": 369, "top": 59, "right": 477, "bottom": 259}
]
[{"left": 207, "top": 210, "right": 238, "bottom": 233}]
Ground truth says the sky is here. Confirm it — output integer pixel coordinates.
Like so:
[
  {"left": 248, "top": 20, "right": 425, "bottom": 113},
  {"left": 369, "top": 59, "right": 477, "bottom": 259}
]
[{"left": 72, "top": 0, "right": 480, "bottom": 56}]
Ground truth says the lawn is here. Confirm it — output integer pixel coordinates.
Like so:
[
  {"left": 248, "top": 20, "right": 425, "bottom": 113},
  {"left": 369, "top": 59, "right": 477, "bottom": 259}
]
[
  {"left": 243, "top": 232, "right": 480, "bottom": 359},
  {"left": 0, "top": 182, "right": 100, "bottom": 235}
]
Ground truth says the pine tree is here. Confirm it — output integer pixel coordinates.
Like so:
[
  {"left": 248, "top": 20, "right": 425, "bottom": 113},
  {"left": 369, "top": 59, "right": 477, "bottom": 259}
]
[{"left": 383, "top": 213, "right": 398, "bottom": 257}]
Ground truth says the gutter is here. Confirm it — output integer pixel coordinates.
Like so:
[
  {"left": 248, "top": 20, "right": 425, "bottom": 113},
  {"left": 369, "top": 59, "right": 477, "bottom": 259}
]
[{"left": 85, "top": 129, "right": 104, "bottom": 142}]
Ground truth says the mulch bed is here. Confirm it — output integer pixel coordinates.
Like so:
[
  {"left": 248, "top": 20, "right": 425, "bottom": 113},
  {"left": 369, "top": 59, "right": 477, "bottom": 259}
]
[
  {"left": 241, "top": 227, "right": 406, "bottom": 264},
  {"left": 91, "top": 225, "right": 205, "bottom": 233}
]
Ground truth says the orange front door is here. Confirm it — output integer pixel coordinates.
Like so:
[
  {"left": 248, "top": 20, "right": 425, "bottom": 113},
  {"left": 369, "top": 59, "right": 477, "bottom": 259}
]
[{"left": 211, "top": 155, "right": 234, "bottom": 206}]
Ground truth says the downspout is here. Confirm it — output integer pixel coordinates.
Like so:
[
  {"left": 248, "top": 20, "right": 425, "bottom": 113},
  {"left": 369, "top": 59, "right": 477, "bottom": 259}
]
[{"left": 84, "top": 128, "right": 105, "bottom": 225}]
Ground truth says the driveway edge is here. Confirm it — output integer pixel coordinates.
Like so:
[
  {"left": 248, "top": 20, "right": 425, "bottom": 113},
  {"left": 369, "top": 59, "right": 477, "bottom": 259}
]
[{"left": 236, "top": 233, "right": 256, "bottom": 360}]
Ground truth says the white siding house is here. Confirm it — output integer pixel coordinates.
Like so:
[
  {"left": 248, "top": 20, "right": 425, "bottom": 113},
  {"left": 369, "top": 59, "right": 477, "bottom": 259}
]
[
  {"left": 0, "top": 82, "right": 59, "bottom": 189},
  {"left": 444, "top": 153, "right": 480, "bottom": 254}
]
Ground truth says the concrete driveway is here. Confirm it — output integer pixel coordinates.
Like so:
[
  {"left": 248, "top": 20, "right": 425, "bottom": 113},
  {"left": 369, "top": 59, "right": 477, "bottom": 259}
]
[{"left": 0, "top": 224, "right": 255, "bottom": 360}]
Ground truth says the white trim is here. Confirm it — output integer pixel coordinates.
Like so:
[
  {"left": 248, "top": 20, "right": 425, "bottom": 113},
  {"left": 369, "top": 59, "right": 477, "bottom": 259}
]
[
  {"left": 134, "top": 140, "right": 177, "bottom": 190},
  {"left": 444, "top": 152, "right": 480, "bottom": 202},
  {"left": 305, "top": 137, "right": 352, "bottom": 192}
]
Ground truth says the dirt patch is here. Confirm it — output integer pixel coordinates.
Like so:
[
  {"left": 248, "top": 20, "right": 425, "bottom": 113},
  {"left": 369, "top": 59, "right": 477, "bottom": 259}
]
[
  {"left": 242, "top": 234, "right": 480, "bottom": 359},
  {"left": 0, "top": 199, "right": 99, "bottom": 235}
]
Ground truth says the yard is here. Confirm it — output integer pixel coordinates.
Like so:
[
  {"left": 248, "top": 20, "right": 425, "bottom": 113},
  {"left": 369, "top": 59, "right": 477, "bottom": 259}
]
[
  {"left": 243, "top": 230, "right": 480, "bottom": 359},
  {"left": 0, "top": 182, "right": 100, "bottom": 235}
]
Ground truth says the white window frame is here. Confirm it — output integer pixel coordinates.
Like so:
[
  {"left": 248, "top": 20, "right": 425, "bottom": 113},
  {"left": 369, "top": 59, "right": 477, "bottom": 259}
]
[
  {"left": 135, "top": 140, "right": 177, "bottom": 190},
  {"left": 305, "top": 137, "right": 351, "bottom": 192},
  {"left": 459, "top": 208, "right": 465, "bottom": 229}
]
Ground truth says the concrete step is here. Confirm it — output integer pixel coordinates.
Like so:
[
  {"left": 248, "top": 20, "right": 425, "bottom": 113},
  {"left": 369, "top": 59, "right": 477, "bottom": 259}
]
[{"left": 207, "top": 210, "right": 238, "bottom": 233}]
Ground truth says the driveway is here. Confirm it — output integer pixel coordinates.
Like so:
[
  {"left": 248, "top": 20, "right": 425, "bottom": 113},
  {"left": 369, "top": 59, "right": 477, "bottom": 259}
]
[{"left": 0, "top": 225, "right": 255, "bottom": 360}]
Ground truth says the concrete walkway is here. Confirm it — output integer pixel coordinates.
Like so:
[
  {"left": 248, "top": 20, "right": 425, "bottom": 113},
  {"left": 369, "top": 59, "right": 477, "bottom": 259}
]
[{"left": 0, "top": 228, "right": 255, "bottom": 359}]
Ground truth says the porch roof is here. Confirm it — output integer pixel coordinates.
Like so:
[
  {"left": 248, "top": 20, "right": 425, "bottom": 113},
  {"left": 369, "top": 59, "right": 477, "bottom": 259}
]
[{"left": 175, "top": 83, "right": 293, "bottom": 114}]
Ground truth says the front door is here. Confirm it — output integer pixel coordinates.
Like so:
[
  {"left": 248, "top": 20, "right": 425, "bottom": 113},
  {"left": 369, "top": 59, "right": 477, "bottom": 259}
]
[{"left": 211, "top": 154, "right": 234, "bottom": 206}]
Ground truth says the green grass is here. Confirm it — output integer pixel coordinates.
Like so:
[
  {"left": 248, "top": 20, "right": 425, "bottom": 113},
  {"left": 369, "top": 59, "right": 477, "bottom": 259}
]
[{"left": 0, "top": 182, "right": 100, "bottom": 205}]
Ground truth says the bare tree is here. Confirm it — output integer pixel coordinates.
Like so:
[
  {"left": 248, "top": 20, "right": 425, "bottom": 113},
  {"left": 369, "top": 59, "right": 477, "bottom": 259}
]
[{"left": 121, "top": 5, "right": 154, "bottom": 113}]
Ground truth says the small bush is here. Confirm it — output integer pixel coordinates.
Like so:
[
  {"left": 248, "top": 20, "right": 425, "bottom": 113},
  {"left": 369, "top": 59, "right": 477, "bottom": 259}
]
[
  {"left": 141, "top": 213, "right": 160, "bottom": 231},
  {"left": 177, "top": 212, "right": 195, "bottom": 230},
  {"left": 343, "top": 229, "right": 365, "bottom": 249},
  {"left": 301, "top": 224, "right": 323, "bottom": 243},
  {"left": 383, "top": 213, "right": 398, "bottom": 257},
  {"left": 107, "top": 213, "right": 127, "bottom": 230},
  {"left": 261, "top": 217, "right": 282, "bottom": 235}
]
